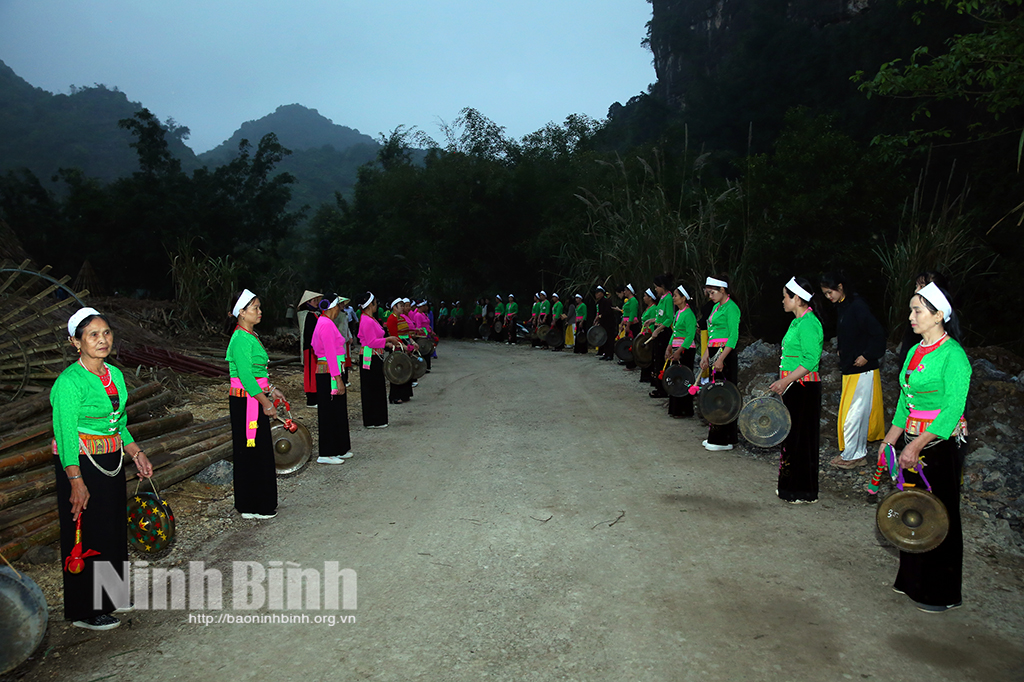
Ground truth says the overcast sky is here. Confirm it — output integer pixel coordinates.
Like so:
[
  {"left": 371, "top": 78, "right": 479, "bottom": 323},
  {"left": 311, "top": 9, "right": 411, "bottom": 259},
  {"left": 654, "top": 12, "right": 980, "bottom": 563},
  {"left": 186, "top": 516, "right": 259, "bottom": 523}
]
[{"left": 0, "top": 0, "right": 655, "bottom": 153}]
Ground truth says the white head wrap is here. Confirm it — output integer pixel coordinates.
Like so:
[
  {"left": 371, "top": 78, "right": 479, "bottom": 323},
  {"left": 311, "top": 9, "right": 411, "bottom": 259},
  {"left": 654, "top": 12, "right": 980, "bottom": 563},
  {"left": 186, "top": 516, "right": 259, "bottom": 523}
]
[
  {"left": 391, "top": 297, "right": 403, "bottom": 309},
  {"left": 402, "top": 297, "right": 411, "bottom": 304},
  {"left": 595, "top": 285, "right": 605, "bottom": 292},
  {"left": 326, "top": 296, "right": 342, "bottom": 309},
  {"left": 551, "top": 292, "right": 559, "bottom": 299},
  {"left": 626, "top": 283, "right": 635, "bottom": 295},
  {"left": 68, "top": 307, "right": 102, "bottom": 337},
  {"left": 539, "top": 290, "right": 547, "bottom": 296},
  {"left": 676, "top": 284, "right": 690, "bottom": 300},
  {"left": 645, "top": 288, "right": 656, "bottom": 300},
  {"left": 360, "top": 293, "right": 375, "bottom": 309},
  {"left": 232, "top": 289, "right": 257, "bottom": 317},
  {"left": 785, "top": 277, "right": 813, "bottom": 303},
  {"left": 574, "top": 293, "right": 583, "bottom": 300},
  {"left": 418, "top": 300, "right": 428, "bottom": 307},
  {"left": 705, "top": 276, "right": 728, "bottom": 288},
  {"left": 917, "top": 282, "right": 952, "bottom": 322}
]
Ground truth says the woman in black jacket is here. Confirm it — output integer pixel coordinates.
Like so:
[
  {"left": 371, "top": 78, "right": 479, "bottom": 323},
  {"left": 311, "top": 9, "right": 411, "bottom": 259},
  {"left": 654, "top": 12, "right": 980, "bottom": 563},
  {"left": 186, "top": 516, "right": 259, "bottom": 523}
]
[{"left": 819, "top": 272, "right": 887, "bottom": 469}]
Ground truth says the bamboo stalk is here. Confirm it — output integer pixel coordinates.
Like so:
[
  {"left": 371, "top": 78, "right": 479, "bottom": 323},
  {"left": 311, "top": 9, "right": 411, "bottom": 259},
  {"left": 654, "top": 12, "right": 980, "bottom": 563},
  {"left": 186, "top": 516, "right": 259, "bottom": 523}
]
[
  {"left": 0, "top": 259, "right": 32, "bottom": 296},
  {"left": 0, "top": 467, "right": 51, "bottom": 494},
  {"left": 0, "top": 493, "right": 56, "bottom": 533},
  {"left": 125, "top": 412, "right": 193, "bottom": 442},
  {"left": 125, "top": 430, "right": 232, "bottom": 481},
  {"left": 0, "top": 274, "right": 72, "bottom": 326},
  {"left": 0, "top": 519, "right": 60, "bottom": 563},
  {"left": 0, "top": 423, "right": 51, "bottom": 453},
  {"left": 126, "top": 391, "right": 174, "bottom": 420},
  {"left": 0, "top": 510, "right": 57, "bottom": 546}
]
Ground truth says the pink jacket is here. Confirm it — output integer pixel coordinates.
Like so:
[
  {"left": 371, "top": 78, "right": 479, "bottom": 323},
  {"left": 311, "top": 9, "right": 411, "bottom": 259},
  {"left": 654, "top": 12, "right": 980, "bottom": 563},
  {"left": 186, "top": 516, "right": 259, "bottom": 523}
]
[
  {"left": 311, "top": 315, "right": 346, "bottom": 377},
  {"left": 358, "top": 313, "right": 387, "bottom": 350}
]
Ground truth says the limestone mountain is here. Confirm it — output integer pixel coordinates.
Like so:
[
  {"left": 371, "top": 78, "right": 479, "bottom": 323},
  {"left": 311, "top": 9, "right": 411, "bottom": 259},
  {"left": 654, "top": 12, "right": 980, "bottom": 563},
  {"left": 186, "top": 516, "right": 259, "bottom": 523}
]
[{"left": 0, "top": 59, "right": 197, "bottom": 183}]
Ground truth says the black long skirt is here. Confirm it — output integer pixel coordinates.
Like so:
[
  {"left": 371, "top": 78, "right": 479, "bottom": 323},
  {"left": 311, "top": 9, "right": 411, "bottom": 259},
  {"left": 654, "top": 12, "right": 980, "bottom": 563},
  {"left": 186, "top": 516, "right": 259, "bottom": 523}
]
[
  {"left": 54, "top": 452, "right": 129, "bottom": 621},
  {"left": 893, "top": 435, "right": 965, "bottom": 607},
  {"left": 777, "top": 381, "right": 820, "bottom": 502},
  {"left": 316, "top": 373, "right": 351, "bottom": 456},
  {"left": 707, "top": 347, "right": 739, "bottom": 445},
  {"left": 598, "top": 322, "right": 616, "bottom": 358},
  {"left": 361, "top": 356, "right": 389, "bottom": 427},
  {"left": 506, "top": 321, "right": 518, "bottom": 345},
  {"left": 229, "top": 396, "right": 278, "bottom": 515},
  {"left": 390, "top": 378, "right": 413, "bottom": 403},
  {"left": 624, "top": 322, "right": 640, "bottom": 369},
  {"left": 648, "top": 333, "right": 670, "bottom": 393},
  {"left": 667, "top": 348, "right": 697, "bottom": 417},
  {"left": 573, "top": 323, "right": 589, "bottom": 354}
]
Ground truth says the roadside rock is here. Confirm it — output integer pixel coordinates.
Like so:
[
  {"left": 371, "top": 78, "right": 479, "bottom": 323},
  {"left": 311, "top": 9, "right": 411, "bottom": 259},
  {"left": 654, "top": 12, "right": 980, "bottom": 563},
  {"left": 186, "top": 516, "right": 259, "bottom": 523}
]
[{"left": 194, "top": 459, "right": 233, "bottom": 486}]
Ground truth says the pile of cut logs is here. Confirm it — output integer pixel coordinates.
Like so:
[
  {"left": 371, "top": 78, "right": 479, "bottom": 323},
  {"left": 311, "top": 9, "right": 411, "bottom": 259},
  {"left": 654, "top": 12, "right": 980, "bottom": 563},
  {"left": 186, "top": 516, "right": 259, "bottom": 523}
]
[{"left": 0, "top": 382, "right": 231, "bottom": 560}]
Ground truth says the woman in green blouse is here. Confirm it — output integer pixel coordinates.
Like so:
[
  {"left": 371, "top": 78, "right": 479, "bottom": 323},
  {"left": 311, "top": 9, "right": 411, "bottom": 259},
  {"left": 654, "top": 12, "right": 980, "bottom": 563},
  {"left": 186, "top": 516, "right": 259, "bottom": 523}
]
[
  {"left": 769, "top": 277, "right": 824, "bottom": 504},
  {"left": 700, "top": 274, "right": 742, "bottom": 451},
  {"left": 227, "top": 289, "right": 288, "bottom": 520},
  {"left": 666, "top": 285, "right": 698, "bottom": 418},
  {"left": 52, "top": 308, "right": 153, "bottom": 630},
  {"left": 638, "top": 288, "right": 658, "bottom": 384},
  {"left": 878, "top": 282, "right": 970, "bottom": 613}
]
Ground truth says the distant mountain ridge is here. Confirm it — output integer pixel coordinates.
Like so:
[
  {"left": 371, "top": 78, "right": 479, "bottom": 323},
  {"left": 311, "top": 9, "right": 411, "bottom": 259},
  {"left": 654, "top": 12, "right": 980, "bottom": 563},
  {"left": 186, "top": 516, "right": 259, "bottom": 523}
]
[{"left": 198, "top": 104, "right": 378, "bottom": 164}]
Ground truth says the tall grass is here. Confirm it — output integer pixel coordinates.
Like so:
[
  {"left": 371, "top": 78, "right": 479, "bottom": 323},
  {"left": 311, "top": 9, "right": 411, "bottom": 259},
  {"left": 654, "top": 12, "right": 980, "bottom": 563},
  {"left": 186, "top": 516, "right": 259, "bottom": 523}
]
[
  {"left": 168, "top": 238, "right": 242, "bottom": 333},
  {"left": 874, "top": 164, "right": 992, "bottom": 338}
]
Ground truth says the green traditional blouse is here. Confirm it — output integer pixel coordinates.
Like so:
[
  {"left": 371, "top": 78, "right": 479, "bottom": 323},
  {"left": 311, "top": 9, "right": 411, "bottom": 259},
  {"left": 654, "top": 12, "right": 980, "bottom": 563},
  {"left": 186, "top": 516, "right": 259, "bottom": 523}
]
[
  {"left": 780, "top": 311, "right": 823, "bottom": 373},
  {"left": 708, "top": 298, "right": 741, "bottom": 348},
  {"left": 654, "top": 293, "right": 674, "bottom": 327},
  {"left": 507, "top": 302, "right": 519, "bottom": 315},
  {"left": 551, "top": 301, "right": 564, "bottom": 319},
  {"left": 452, "top": 307, "right": 463, "bottom": 317},
  {"left": 439, "top": 307, "right": 449, "bottom": 318},
  {"left": 473, "top": 304, "right": 483, "bottom": 316},
  {"left": 532, "top": 301, "right": 540, "bottom": 316},
  {"left": 227, "top": 327, "right": 270, "bottom": 398},
  {"left": 893, "top": 337, "right": 972, "bottom": 440},
  {"left": 51, "top": 362, "right": 135, "bottom": 468},
  {"left": 574, "top": 302, "right": 588, "bottom": 321},
  {"left": 540, "top": 300, "right": 551, "bottom": 315},
  {"left": 641, "top": 304, "right": 657, "bottom": 323},
  {"left": 670, "top": 306, "right": 698, "bottom": 348},
  {"left": 495, "top": 302, "right": 505, "bottom": 315},
  {"left": 622, "top": 297, "right": 639, "bottom": 321}
]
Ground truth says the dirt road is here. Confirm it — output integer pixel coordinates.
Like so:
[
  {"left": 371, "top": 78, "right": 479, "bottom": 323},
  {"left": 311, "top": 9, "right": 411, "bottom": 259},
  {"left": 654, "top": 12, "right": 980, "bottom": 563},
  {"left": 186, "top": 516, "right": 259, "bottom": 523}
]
[{"left": 13, "top": 342, "right": 1024, "bottom": 681}]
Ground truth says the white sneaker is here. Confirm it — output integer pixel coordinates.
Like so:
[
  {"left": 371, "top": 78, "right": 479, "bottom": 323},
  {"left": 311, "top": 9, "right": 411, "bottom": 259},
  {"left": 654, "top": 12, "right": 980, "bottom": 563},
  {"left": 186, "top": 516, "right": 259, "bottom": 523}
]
[
  {"left": 340, "top": 452, "right": 354, "bottom": 459},
  {"left": 72, "top": 614, "right": 120, "bottom": 630},
  {"left": 412, "top": 382, "right": 418, "bottom": 387},
  {"left": 241, "top": 511, "right": 278, "bottom": 520},
  {"left": 366, "top": 424, "right": 389, "bottom": 429},
  {"left": 317, "top": 455, "right": 346, "bottom": 464},
  {"left": 113, "top": 603, "right": 136, "bottom": 614},
  {"left": 702, "top": 440, "right": 733, "bottom": 452}
]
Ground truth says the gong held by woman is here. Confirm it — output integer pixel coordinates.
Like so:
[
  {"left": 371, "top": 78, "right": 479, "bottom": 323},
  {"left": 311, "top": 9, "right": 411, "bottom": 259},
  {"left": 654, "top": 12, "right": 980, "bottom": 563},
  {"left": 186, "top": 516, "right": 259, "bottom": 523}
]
[
  {"left": 356, "top": 292, "right": 402, "bottom": 429},
  {"left": 700, "top": 275, "right": 741, "bottom": 451},
  {"left": 878, "top": 282, "right": 970, "bottom": 613},
  {"left": 768, "top": 277, "right": 824, "bottom": 505},
  {"left": 226, "top": 289, "right": 288, "bottom": 520},
  {"left": 52, "top": 307, "right": 154, "bottom": 631}
]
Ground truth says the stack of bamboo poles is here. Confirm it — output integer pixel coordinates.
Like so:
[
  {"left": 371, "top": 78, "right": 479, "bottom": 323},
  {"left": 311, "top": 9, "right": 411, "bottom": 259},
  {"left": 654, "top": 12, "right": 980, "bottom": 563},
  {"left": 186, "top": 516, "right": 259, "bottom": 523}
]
[
  {"left": 0, "top": 258, "right": 89, "bottom": 401},
  {"left": 0, "top": 382, "right": 233, "bottom": 561}
]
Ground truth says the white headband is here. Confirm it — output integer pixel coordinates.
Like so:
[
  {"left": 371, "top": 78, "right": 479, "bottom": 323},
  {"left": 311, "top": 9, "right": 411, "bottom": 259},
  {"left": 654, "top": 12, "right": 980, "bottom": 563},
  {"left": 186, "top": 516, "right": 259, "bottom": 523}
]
[
  {"left": 917, "top": 282, "right": 952, "bottom": 322},
  {"left": 402, "top": 297, "right": 411, "bottom": 304},
  {"left": 676, "top": 285, "right": 690, "bottom": 299},
  {"left": 68, "top": 307, "right": 102, "bottom": 337},
  {"left": 645, "top": 288, "right": 655, "bottom": 300},
  {"left": 786, "top": 277, "right": 813, "bottom": 303},
  {"left": 539, "top": 290, "right": 547, "bottom": 296},
  {"left": 626, "top": 283, "right": 635, "bottom": 294},
  {"left": 327, "top": 296, "right": 342, "bottom": 309},
  {"left": 391, "top": 297, "right": 403, "bottom": 308},
  {"left": 361, "top": 293, "right": 375, "bottom": 309},
  {"left": 575, "top": 293, "right": 583, "bottom": 299},
  {"left": 508, "top": 294, "right": 515, "bottom": 299},
  {"left": 595, "top": 286, "right": 605, "bottom": 292},
  {"left": 552, "top": 293, "right": 559, "bottom": 298},
  {"left": 232, "top": 289, "right": 256, "bottom": 317},
  {"left": 705, "top": 277, "right": 728, "bottom": 288},
  {"left": 418, "top": 300, "right": 428, "bottom": 307}
]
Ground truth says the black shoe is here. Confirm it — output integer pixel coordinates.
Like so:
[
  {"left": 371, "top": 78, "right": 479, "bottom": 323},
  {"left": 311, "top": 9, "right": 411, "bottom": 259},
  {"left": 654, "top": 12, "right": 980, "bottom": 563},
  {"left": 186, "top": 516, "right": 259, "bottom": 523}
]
[
  {"left": 72, "top": 614, "right": 120, "bottom": 630},
  {"left": 649, "top": 390, "right": 667, "bottom": 398}
]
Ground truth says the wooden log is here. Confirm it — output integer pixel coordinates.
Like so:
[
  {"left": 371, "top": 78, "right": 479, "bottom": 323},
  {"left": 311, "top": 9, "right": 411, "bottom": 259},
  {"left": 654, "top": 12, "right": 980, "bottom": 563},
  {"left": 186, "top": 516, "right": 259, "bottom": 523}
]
[
  {"left": 0, "top": 509, "right": 57, "bottom": 546},
  {"left": 0, "top": 476, "right": 57, "bottom": 512},
  {"left": 0, "top": 415, "right": 226, "bottom": 479},
  {"left": 0, "top": 493, "right": 56, "bottom": 533},
  {"left": 124, "top": 412, "right": 193, "bottom": 442},
  {"left": 126, "top": 430, "right": 232, "bottom": 481},
  {"left": 0, "top": 423, "right": 51, "bottom": 453},
  {"left": 126, "top": 391, "right": 173, "bottom": 420},
  {"left": 0, "top": 519, "right": 60, "bottom": 562},
  {"left": 0, "top": 390, "right": 52, "bottom": 431},
  {"left": 0, "top": 467, "right": 50, "bottom": 494}
]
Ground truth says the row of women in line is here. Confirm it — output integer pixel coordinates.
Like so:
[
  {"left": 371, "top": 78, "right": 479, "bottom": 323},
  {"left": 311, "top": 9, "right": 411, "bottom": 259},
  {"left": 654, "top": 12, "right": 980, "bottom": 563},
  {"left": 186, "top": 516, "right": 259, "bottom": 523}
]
[{"left": 509, "top": 271, "right": 970, "bottom": 614}]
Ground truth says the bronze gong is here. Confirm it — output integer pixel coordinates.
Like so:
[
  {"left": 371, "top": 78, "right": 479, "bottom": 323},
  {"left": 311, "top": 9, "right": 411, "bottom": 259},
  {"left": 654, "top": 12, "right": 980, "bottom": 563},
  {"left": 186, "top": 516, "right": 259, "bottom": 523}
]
[
  {"left": 411, "top": 352, "right": 427, "bottom": 380},
  {"left": 273, "top": 420, "right": 314, "bottom": 476},
  {"left": 696, "top": 379, "right": 742, "bottom": 425},
  {"left": 587, "top": 326, "right": 608, "bottom": 347},
  {"left": 738, "top": 395, "right": 792, "bottom": 447},
  {"left": 631, "top": 333, "right": 653, "bottom": 367},
  {"left": 662, "top": 364, "right": 696, "bottom": 397},
  {"left": 416, "top": 336, "right": 434, "bottom": 356},
  {"left": 545, "top": 327, "right": 563, "bottom": 348},
  {"left": 877, "top": 488, "right": 949, "bottom": 553},
  {"left": 614, "top": 337, "right": 633, "bottom": 362},
  {"left": 383, "top": 351, "right": 413, "bottom": 384}
]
